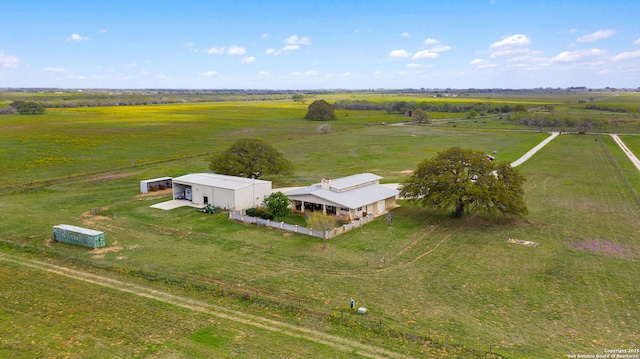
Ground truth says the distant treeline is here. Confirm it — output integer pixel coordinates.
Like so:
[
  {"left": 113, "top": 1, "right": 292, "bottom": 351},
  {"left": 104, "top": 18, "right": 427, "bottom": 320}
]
[
  {"left": 0, "top": 90, "right": 296, "bottom": 109},
  {"left": 583, "top": 103, "right": 638, "bottom": 114},
  {"left": 333, "top": 99, "right": 519, "bottom": 114},
  {"left": 508, "top": 111, "right": 611, "bottom": 132}
]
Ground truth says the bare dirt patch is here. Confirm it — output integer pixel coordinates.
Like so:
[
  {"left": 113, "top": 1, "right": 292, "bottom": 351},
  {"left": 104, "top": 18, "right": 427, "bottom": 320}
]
[
  {"left": 570, "top": 239, "right": 639, "bottom": 258},
  {"left": 90, "top": 239, "right": 123, "bottom": 255},
  {"left": 135, "top": 188, "right": 173, "bottom": 199},
  {"left": 84, "top": 172, "right": 140, "bottom": 183}
]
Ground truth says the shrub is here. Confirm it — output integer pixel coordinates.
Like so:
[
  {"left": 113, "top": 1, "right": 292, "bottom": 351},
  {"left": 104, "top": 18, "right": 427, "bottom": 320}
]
[{"left": 245, "top": 208, "right": 274, "bottom": 220}]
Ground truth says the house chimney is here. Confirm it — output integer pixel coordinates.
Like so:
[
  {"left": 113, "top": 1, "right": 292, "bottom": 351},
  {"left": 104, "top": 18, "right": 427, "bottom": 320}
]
[{"left": 321, "top": 178, "right": 331, "bottom": 190}]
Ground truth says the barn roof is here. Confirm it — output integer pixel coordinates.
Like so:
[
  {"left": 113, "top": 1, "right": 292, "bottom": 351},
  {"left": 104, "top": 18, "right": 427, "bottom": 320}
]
[{"left": 172, "top": 173, "right": 271, "bottom": 190}]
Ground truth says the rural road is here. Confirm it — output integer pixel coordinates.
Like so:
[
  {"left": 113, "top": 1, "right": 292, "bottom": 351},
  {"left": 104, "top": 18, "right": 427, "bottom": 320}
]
[
  {"left": 610, "top": 134, "right": 640, "bottom": 172},
  {"left": 0, "top": 253, "right": 412, "bottom": 359},
  {"left": 510, "top": 131, "right": 560, "bottom": 167}
]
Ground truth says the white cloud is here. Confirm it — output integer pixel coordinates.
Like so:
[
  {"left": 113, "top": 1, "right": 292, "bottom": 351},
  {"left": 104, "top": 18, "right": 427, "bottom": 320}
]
[
  {"left": 613, "top": 50, "right": 640, "bottom": 61},
  {"left": 262, "top": 34, "right": 268, "bottom": 38},
  {"left": 227, "top": 46, "right": 247, "bottom": 55},
  {"left": 389, "top": 49, "right": 411, "bottom": 58},
  {"left": 490, "top": 34, "right": 531, "bottom": 49},
  {"left": 67, "top": 33, "right": 89, "bottom": 42},
  {"left": 550, "top": 48, "right": 607, "bottom": 63},
  {"left": 0, "top": 52, "right": 20, "bottom": 68},
  {"left": 283, "top": 45, "right": 300, "bottom": 51},
  {"left": 66, "top": 74, "right": 87, "bottom": 80},
  {"left": 568, "top": 28, "right": 578, "bottom": 34},
  {"left": 265, "top": 48, "right": 282, "bottom": 56},
  {"left": 241, "top": 56, "right": 256, "bottom": 63},
  {"left": 203, "top": 71, "right": 217, "bottom": 77},
  {"left": 424, "top": 38, "right": 439, "bottom": 45},
  {"left": 285, "top": 35, "right": 311, "bottom": 46},
  {"left": 407, "top": 63, "right": 421, "bottom": 68},
  {"left": 470, "top": 59, "right": 497, "bottom": 68},
  {"left": 490, "top": 48, "right": 530, "bottom": 58},
  {"left": 44, "top": 67, "right": 66, "bottom": 72},
  {"left": 99, "top": 29, "right": 108, "bottom": 34},
  {"left": 412, "top": 50, "right": 438, "bottom": 60},
  {"left": 577, "top": 29, "right": 616, "bottom": 43},
  {"left": 634, "top": 38, "right": 640, "bottom": 45},
  {"left": 206, "top": 47, "right": 225, "bottom": 54},
  {"left": 431, "top": 45, "right": 451, "bottom": 52},
  {"left": 401, "top": 32, "right": 410, "bottom": 38}
]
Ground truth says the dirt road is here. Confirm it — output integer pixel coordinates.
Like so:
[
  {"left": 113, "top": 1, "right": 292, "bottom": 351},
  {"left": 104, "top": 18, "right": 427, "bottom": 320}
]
[
  {"left": 0, "top": 252, "right": 412, "bottom": 359},
  {"left": 610, "top": 134, "right": 640, "bottom": 172},
  {"left": 510, "top": 132, "right": 560, "bottom": 167}
]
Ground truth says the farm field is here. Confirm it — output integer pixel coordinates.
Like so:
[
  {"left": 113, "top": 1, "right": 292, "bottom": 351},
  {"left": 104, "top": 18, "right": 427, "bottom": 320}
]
[{"left": 1, "top": 91, "right": 640, "bottom": 358}]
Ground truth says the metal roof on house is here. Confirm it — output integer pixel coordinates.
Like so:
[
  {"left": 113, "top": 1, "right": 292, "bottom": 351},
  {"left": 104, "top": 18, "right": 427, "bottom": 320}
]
[
  {"left": 284, "top": 173, "right": 398, "bottom": 209},
  {"left": 172, "top": 173, "right": 271, "bottom": 190},
  {"left": 326, "top": 173, "right": 382, "bottom": 191}
]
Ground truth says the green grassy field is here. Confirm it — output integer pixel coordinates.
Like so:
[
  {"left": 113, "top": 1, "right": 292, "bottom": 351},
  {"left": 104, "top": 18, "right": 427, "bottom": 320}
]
[{"left": 1, "top": 92, "right": 640, "bottom": 358}]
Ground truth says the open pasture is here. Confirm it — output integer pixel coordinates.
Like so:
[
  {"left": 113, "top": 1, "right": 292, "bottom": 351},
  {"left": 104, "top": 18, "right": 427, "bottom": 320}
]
[{"left": 1, "top": 93, "right": 640, "bottom": 358}]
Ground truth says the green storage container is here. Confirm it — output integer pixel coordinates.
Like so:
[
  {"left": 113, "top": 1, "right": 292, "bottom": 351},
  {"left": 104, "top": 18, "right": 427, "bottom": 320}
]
[{"left": 53, "top": 224, "right": 106, "bottom": 249}]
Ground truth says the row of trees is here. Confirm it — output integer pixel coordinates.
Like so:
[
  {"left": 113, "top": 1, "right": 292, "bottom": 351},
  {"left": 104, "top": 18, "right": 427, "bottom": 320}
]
[
  {"left": 508, "top": 112, "right": 608, "bottom": 132},
  {"left": 583, "top": 103, "right": 637, "bottom": 114},
  {"left": 333, "top": 99, "right": 523, "bottom": 115},
  {"left": 0, "top": 92, "right": 298, "bottom": 110}
]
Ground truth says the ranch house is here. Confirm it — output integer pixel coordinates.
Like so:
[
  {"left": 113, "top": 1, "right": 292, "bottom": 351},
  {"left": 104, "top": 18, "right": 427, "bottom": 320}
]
[
  {"left": 172, "top": 173, "right": 272, "bottom": 211},
  {"left": 284, "top": 173, "right": 399, "bottom": 221}
]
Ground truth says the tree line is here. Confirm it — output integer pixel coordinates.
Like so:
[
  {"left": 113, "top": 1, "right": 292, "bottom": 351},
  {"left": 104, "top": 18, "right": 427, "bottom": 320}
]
[
  {"left": 0, "top": 91, "right": 298, "bottom": 110},
  {"left": 583, "top": 103, "right": 638, "bottom": 114},
  {"left": 333, "top": 99, "right": 520, "bottom": 114},
  {"left": 507, "top": 112, "right": 608, "bottom": 132}
]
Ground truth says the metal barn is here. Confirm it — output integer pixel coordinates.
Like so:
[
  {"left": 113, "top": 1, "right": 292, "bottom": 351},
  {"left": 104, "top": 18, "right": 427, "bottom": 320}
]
[
  {"left": 172, "top": 173, "right": 272, "bottom": 211},
  {"left": 52, "top": 224, "right": 106, "bottom": 249}
]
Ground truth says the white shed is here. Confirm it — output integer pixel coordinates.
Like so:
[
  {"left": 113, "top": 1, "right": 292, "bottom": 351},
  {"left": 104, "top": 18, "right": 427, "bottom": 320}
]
[
  {"left": 140, "top": 177, "right": 173, "bottom": 194},
  {"left": 172, "top": 173, "right": 272, "bottom": 210}
]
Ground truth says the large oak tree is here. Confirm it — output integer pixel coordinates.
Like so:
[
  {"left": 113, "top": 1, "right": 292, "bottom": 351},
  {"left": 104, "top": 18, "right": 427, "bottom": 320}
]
[
  {"left": 304, "top": 100, "right": 336, "bottom": 121},
  {"left": 209, "top": 138, "right": 293, "bottom": 179},
  {"left": 400, "top": 147, "right": 527, "bottom": 218}
]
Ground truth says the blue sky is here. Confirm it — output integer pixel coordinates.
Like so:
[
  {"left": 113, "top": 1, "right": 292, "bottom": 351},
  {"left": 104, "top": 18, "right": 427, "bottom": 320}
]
[{"left": 1, "top": 0, "right": 639, "bottom": 89}]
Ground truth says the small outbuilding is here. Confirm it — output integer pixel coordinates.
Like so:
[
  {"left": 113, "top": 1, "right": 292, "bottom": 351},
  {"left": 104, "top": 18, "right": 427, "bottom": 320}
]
[
  {"left": 284, "top": 173, "right": 399, "bottom": 221},
  {"left": 172, "top": 173, "right": 272, "bottom": 210},
  {"left": 140, "top": 177, "right": 173, "bottom": 194},
  {"left": 53, "top": 224, "right": 106, "bottom": 249}
]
